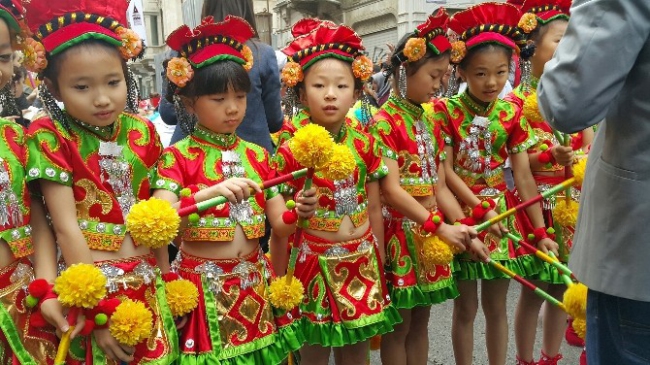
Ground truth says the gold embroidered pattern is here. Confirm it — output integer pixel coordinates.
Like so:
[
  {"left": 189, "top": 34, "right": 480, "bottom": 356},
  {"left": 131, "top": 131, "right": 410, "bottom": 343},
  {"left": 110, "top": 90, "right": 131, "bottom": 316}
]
[{"left": 76, "top": 178, "right": 113, "bottom": 220}]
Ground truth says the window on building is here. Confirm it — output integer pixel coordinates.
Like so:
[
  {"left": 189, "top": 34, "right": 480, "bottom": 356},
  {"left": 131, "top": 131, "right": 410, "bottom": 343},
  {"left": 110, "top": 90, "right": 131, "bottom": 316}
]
[{"left": 148, "top": 14, "right": 160, "bottom": 46}]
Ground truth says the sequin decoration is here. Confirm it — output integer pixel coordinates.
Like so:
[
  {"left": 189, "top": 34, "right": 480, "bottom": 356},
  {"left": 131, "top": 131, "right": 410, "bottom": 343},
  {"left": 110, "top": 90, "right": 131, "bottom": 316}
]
[
  {"left": 98, "top": 141, "right": 136, "bottom": 219},
  {"left": 459, "top": 116, "right": 492, "bottom": 177},
  {"left": 195, "top": 261, "right": 226, "bottom": 294},
  {"left": 333, "top": 175, "right": 358, "bottom": 216},
  {"left": 221, "top": 150, "right": 254, "bottom": 224},
  {"left": 0, "top": 157, "right": 23, "bottom": 226},
  {"left": 414, "top": 120, "right": 438, "bottom": 184}
]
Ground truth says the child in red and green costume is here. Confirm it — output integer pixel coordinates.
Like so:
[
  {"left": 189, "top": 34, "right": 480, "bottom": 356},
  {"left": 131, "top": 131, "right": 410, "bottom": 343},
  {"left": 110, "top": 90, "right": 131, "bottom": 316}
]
[
  {"left": 504, "top": 1, "right": 592, "bottom": 363},
  {"left": 24, "top": 1, "right": 178, "bottom": 363},
  {"left": 152, "top": 16, "right": 315, "bottom": 365},
  {"left": 369, "top": 9, "right": 481, "bottom": 365},
  {"left": 273, "top": 18, "right": 400, "bottom": 365}
]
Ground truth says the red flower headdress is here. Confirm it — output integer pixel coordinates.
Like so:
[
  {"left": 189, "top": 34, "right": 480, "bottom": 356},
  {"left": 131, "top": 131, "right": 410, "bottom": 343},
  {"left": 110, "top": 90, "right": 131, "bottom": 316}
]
[
  {"left": 448, "top": 2, "right": 527, "bottom": 64},
  {"left": 402, "top": 8, "right": 452, "bottom": 64},
  {"left": 23, "top": 0, "right": 143, "bottom": 73},
  {"left": 280, "top": 19, "right": 373, "bottom": 87},
  {"left": 518, "top": 0, "right": 571, "bottom": 34},
  {"left": 165, "top": 16, "right": 255, "bottom": 88}
]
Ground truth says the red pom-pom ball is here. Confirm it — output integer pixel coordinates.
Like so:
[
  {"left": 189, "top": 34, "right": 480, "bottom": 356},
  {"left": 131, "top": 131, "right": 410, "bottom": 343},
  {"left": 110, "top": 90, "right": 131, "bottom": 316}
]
[
  {"left": 282, "top": 210, "right": 298, "bottom": 224},
  {"left": 28, "top": 279, "right": 50, "bottom": 298}
]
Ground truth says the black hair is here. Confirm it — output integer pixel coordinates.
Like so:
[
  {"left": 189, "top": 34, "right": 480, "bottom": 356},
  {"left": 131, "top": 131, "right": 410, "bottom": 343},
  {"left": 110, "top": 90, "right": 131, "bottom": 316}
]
[
  {"left": 166, "top": 59, "right": 251, "bottom": 102},
  {"left": 388, "top": 32, "right": 451, "bottom": 78},
  {"left": 41, "top": 40, "right": 128, "bottom": 90},
  {"left": 202, "top": 0, "right": 259, "bottom": 38},
  {"left": 459, "top": 43, "right": 513, "bottom": 70}
]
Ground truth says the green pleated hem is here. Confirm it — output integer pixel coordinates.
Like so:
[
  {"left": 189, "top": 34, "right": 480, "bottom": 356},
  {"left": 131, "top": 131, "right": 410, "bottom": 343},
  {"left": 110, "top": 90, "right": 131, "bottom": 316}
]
[
  {"left": 301, "top": 304, "right": 402, "bottom": 347},
  {"left": 526, "top": 260, "right": 566, "bottom": 284},
  {"left": 453, "top": 254, "right": 543, "bottom": 281},
  {"left": 389, "top": 282, "right": 459, "bottom": 310},
  {"left": 177, "top": 321, "right": 303, "bottom": 365}
]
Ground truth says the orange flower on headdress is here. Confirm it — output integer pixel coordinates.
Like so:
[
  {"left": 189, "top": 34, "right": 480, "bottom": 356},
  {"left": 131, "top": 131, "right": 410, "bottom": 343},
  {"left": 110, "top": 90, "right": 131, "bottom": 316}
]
[
  {"left": 518, "top": 13, "right": 538, "bottom": 34},
  {"left": 281, "top": 61, "right": 304, "bottom": 87},
  {"left": 403, "top": 37, "right": 427, "bottom": 62},
  {"left": 450, "top": 40, "right": 467, "bottom": 64},
  {"left": 241, "top": 44, "right": 254, "bottom": 72},
  {"left": 22, "top": 37, "right": 47, "bottom": 73},
  {"left": 116, "top": 27, "right": 143, "bottom": 59},
  {"left": 167, "top": 57, "right": 194, "bottom": 88},
  {"left": 352, "top": 55, "right": 373, "bottom": 81}
]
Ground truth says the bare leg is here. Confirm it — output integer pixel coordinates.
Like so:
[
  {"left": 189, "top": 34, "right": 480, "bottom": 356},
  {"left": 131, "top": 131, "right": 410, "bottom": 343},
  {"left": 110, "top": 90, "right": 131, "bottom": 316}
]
[
  {"left": 334, "top": 347, "right": 343, "bottom": 365},
  {"left": 339, "top": 341, "right": 370, "bottom": 365},
  {"left": 452, "top": 280, "right": 478, "bottom": 365},
  {"left": 300, "top": 344, "right": 331, "bottom": 365},
  {"left": 381, "top": 308, "right": 412, "bottom": 365},
  {"left": 514, "top": 281, "right": 547, "bottom": 362},
  {"left": 405, "top": 305, "right": 432, "bottom": 365},
  {"left": 541, "top": 284, "right": 568, "bottom": 358},
  {"left": 481, "top": 279, "right": 510, "bottom": 365}
]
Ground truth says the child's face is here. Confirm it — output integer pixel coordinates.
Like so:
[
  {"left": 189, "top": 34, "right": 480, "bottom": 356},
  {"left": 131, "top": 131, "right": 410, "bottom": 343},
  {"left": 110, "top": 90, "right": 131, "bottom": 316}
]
[
  {"left": 189, "top": 86, "right": 247, "bottom": 134},
  {"left": 406, "top": 56, "right": 450, "bottom": 104},
  {"left": 51, "top": 45, "right": 127, "bottom": 126},
  {"left": 299, "top": 58, "right": 358, "bottom": 130},
  {"left": 0, "top": 21, "right": 14, "bottom": 90},
  {"left": 458, "top": 47, "right": 510, "bottom": 103},
  {"left": 531, "top": 20, "right": 568, "bottom": 76}
]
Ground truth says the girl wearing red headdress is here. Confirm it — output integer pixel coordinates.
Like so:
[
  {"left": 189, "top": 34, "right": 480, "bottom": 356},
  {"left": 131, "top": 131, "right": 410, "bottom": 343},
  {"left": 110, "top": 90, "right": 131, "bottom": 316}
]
[
  {"left": 432, "top": 3, "right": 559, "bottom": 365},
  {"left": 272, "top": 18, "right": 400, "bottom": 365},
  {"left": 152, "top": 16, "right": 315, "bottom": 365},
  {"left": 504, "top": 1, "right": 592, "bottom": 364},
  {"left": 369, "top": 9, "right": 482, "bottom": 365},
  {"left": 23, "top": 0, "right": 179, "bottom": 363},
  {"left": 0, "top": 1, "right": 61, "bottom": 363}
]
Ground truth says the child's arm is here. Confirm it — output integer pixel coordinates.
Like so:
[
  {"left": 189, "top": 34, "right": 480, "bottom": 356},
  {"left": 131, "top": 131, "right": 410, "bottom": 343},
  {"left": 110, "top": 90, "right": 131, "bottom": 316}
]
[
  {"left": 380, "top": 157, "right": 474, "bottom": 250},
  {"left": 434, "top": 165, "right": 465, "bottom": 223},
  {"left": 367, "top": 181, "right": 385, "bottom": 263},
  {"left": 40, "top": 181, "right": 94, "bottom": 265},
  {"left": 267, "top": 189, "right": 316, "bottom": 239},
  {"left": 510, "top": 151, "right": 559, "bottom": 255}
]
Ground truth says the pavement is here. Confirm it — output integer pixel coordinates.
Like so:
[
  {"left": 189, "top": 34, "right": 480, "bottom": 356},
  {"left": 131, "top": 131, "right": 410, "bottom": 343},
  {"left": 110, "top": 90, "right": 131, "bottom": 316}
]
[{"left": 335, "top": 284, "right": 583, "bottom": 365}]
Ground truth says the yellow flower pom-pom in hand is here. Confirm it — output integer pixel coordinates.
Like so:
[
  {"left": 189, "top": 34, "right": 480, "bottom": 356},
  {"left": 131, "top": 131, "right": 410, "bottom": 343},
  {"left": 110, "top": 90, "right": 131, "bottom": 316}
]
[
  {"left": 572, "top": 317, "right": 587, "bottom": 340},
  {"left": 54, "top": 264, "right": 107, "bottom": 309},
  {"left": 553, "top": 199, "right": 579, "bottom": 227},
  {"left": 289, "top": 123, "right": 335, "bottom": 169},
  {"left": 126, "top": 197, "right": 180, "bottom": 249},
  {"left": 165, "top": 279, "right": 199, "bottom": 317},
  {"left": 403, "top": 37, "right": 427, "bottom": 63},
  {"left": 421, "top": 235, "right": 454, "bottom": 267},
  {"left": 320, "top": 143, "right": 357, "bottom": 181},
  {"left": 572, "top": 157, "right": 587, "bottom": 188},
  {"left": 109, "top": 299, "right": 153, "bottom": 346},
  {"left": 268, "top": 275, "right": 305, "bottom": 311},
  {"left": 523, "top": 92, "right": 545, "bottom": 123},
  {"left": 563, "top": 283, "right": 588, "bottom": 319}
]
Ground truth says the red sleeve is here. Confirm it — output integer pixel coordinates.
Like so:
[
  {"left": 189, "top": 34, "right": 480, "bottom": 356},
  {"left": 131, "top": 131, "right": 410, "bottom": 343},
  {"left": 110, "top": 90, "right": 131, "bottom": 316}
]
[
  {"left": 26, "top": 117, "right": 74, "bottom": 185},
  {"left": 154, "top": 147, "right": 185, "bottom": 195},
  {"left": 506, "top": 108, "right": 537, "bottom": 154},
  {"left": 271, "top": 142, "right": 304, "bottom": 194}
]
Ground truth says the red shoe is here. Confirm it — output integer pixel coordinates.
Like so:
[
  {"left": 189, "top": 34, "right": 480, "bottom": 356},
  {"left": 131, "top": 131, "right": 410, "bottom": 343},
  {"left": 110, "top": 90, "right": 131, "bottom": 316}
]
[
  {"left": 580, "top": 348, "right": 587, "bottom": 365},
  {"left": 516, "top": 355, "right": 537, "bottom": 365},
  {"left": 539, "top": 351, "right": 563, "bottom": 365},
  {"left": 566, "top": 317, "right": 586, "bottom": 347}
]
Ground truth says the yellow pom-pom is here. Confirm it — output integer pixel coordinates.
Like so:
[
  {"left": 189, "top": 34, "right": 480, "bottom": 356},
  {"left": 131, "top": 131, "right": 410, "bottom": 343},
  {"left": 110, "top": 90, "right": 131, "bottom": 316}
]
[
  {"left": 552, "top": 199, "right": 579, "bottom": 227},
  {"left": 523, "top": 92, "right": 544, "bottom": 123},
  {"left": 320, "top": 143, "right": 356, "bottom": 181},
  {"left": 165, "top": 279, "right": 199, "bottom": 317},
  {"left": 563, "top": 283, "right": 588, "bottom": 319},
  {"left": 421, "top": 235, "right": 454, "bottom": 267},
  {"left": 403, "top": 37, "right": 427, "bottom": 62},
  {"left": 572, "top": 317, "right": 587, "bottom": 340},
  {"left": 289, "top": 124, "right": 335, "bottom": 169},
  {"left": 268, "top": 275, "right": 304, "bottom": 311},
  {"left": 109, "top": 299, "right": 153, "bottom": 346},
  {"left": 572, "top": 157, "right": 587, "bottom": 188},
  {"left": 518, "top": 13, "right": 539, "bottom": 33},
  {"left": 126, "top": 197, "right": 180, "bottom": 249},
  {"left": 54, "top": 264, "right": 106, "bottom": 309}
]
